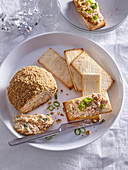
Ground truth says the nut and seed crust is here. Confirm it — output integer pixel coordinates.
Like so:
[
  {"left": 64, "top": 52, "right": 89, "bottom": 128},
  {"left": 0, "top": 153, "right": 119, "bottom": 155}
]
[{"left": 7, "top": 66, "right": 57, "bottom": 112}]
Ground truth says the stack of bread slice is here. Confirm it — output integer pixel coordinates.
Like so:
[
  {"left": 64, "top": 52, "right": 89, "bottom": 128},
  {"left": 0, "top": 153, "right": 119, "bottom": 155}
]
[
  {"left": 38, "top": 48, "right": 114, "bottom": 122},
  {"left": 64, "top": 48, "right": 113, "bottom": 121}
]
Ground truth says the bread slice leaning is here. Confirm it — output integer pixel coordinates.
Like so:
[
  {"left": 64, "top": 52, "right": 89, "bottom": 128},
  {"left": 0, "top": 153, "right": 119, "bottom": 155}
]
[
  {"left": 63, "top": 92, "right": 112, "bottom": 121},
  {"left": 64, "top": 48, "right": 83, "bottom": 91},
  {"left": 71, "top": 51, "right": 114, "bottom": 92},
  {"left": 38, "top": 48, "right": 73, "bottom": 89},
  {"left": 82, "top": 73, "right": 101, "bottom": 96}
]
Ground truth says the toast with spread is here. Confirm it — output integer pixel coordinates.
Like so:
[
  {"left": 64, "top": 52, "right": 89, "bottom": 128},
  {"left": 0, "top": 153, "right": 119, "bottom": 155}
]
[
  {"left": 73, "top": 0, "right": 106, "bottom": 31},
  {"left": 63, "top": 92, "right": 112, "bottom": 121}
]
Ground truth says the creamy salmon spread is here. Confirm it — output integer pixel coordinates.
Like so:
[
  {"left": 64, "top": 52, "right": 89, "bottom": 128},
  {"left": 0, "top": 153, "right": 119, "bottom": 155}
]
[
  {"left": 65, "top": 93, "right": 108, "bottom": 118},
  {"left": 14, "top": 114, "right": 54, "bottom": 135},
  {"left": 74, "top": 0, "right": 104, "bottom": 25}
]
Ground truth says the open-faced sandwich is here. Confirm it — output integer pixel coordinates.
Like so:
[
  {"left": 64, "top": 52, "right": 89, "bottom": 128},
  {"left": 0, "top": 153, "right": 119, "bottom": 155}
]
[{"left": 73, "top": 0, "right": 106, "bottom": 31}]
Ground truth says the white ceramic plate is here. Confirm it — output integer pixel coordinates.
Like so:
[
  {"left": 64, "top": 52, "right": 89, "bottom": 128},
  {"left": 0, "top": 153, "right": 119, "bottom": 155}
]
[
  {"left": 59, "top": 0, "right": 128, "bottom": 33},
  {"left": 0, "top": 33, "right": 123, "bottom": 151}
]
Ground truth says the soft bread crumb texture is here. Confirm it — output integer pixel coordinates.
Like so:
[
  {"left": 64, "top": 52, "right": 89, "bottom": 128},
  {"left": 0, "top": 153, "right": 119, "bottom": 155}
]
[{"left": 7, "top": 66, "right": 57, "bottom": 113}]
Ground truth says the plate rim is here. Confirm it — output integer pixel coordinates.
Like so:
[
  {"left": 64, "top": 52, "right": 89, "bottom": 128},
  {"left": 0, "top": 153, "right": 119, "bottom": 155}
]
[{"left": 0, "top": 32, "right": 124, "bottom": 151}]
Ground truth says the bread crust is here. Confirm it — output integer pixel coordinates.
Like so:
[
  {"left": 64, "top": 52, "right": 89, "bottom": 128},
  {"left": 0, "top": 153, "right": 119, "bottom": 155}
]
[{"left": 64, "top": 48, "right": 83, "bottom": 91}]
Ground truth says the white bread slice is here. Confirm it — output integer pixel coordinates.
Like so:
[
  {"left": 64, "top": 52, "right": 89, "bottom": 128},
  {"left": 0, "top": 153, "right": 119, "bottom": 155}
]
[
  {"left": 38, "top": 48, "right": 73, "bottom": 89},
  {"left": 71, "top": 51, "right": 114, "bottom": 92},
  {"left": 63, "top": 92, "right": 112, "bottom": 121},
  {"left": 82, "top": 73, "right": 101, "bottom": 96},
  {"left": 64, "top": 48, "right": 83, "bottom": 91},
  {"left": 73, "top": 0, "right": 106, "bottom": 31}
]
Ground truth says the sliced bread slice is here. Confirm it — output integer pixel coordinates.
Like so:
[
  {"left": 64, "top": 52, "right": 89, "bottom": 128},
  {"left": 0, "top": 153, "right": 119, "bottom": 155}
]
[
  {"left": 82, "top": 73, "right": 101, "bottom": 96},
  {"left": 38, "top": 48, "right": 73, "bottom": 89},
  {"left": 71, "top": 51, "right": 114, "bottom": 92},
  {"left": 64, "top": 48, "right": 83, "bottom": 91}
]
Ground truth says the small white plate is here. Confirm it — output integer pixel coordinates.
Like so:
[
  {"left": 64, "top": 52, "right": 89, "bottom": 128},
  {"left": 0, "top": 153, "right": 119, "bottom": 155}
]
[
  {"left": 0, "top": 33, "right": 123, "bottom": 151},
  {"left": 59, "top": 0, "right": 128, "bottom": 33}
]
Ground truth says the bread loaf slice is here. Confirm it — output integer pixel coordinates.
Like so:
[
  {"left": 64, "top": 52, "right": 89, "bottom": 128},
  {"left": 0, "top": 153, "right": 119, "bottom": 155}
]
[
  {"left": 38, "top": 48, "right": 73, "bottom": 89},
  {"left": 63, "top": 92, "right": 112, "bottom": 121},
  {"left": 71, "top": 51, "right": 114, "bottom": 92},
  {"left": 82, "top": 73, "right": 101, "bottom": 96},
  {"left": 73, "top": 0, "right": 106, "bottom": 31},
  {"left": 64, "top": 48, "right": 83, "bottom": 91}
]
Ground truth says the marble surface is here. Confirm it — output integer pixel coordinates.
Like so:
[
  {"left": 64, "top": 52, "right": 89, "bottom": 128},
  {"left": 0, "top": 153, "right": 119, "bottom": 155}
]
[{"left": 0, "top": 13, "right": 128, "bottom": 170}]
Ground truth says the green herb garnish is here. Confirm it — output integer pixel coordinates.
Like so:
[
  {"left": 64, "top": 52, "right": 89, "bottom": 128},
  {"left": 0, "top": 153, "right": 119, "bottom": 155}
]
[
  {"left": 74, "top": 128, "right": 81, "bottom": 135},
  {"left": 102, "top": 119, "right": 106, "bottom": 122},
  {"left": 80, "top": 127, "right": 86, "bottom": 133},
  {"left": 78, "top": 105, "right": 84, "bottom": 111},
  {"left": 43, "top": 118, "right": 48, "bottom": 121},
  {"left": 54, "top": 93, "right": 57, "bottom": 100},
  {"left": 87, "top": 0, "right": 93, "bottom": 4},
  {"left": 38, "top": 118, "right": 41, "bottom": 121},
  {"left": 80, "top": 101, "right": 86, "bottom": 108},
  {"left": 92, "top": 15, "right": 98, "bottom": 21},
  {"left": 53, "top": 101, "right": 60, "bottom": 107},
  {"left": 86, "top": 10, "right": 93, "bottom": 13},
  {"left": 23, "top": 124, "right": 27, "bottom": 127},
  {"left": 84, "top": 97, "right": 92, "bottom": 103},
  {"left": 91, "top": 3, "right": 97, "bottom": 9},
  {"left": 45, "top": 134, "right": 56, "bottom": 140},
  {"left": 100, "top": 104, "right": 105, "bottom": 109},
  {"left": 47, "top": 105, "right": 54, "bottom": 111},
  {"left": 63, "top": 107, "right": 65, "bottom": 112},
  {"left": 74, "top": 127, "right": 86, "bottom": 135}
]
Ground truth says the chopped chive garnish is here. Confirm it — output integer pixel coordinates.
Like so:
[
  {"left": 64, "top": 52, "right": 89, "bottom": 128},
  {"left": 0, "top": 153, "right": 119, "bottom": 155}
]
[
  {"left": 63, "top": 107, "right": 65, "bottom": 112},
  {"left": 54, "top": 93, "right": 57, "bottom": 100},
  {"left": 45, "top": 134, "right": 56, "bottom": 140},
  {"left": 53, "top": 101, "right": 60, "bottom": 107},
  {"left": 78, "top": 105, "right": 84, "bottom": 111},
  {"left": 74, "top": 128, "right": 86, "bottom": 135},
  {"left": 45, "top": 136, "right": 52, "bottom": 140},
  {"left": 23, "top": 124, "right": 27, "bottom": 127},
  {"left": 102, "top": 119, "right": 106, "bottom": 122},
  {"left": 80, "top": 127, "right": 86, "bottom": 133},
  {"left": 43, "top": 118, "right": 48, "bottom": 121},
  {"left": 86, "top": 10, "right": 93, "bottom": 13},
  {"left": 87, "top": 0, "right": 93, "bottom": 4},
  {"left": 38, "top": 118, "right": 40, "bottom": 121},
  {"left": 80, "top": 101, "right": 86, "bottom": 108},
  {"left": 74, "top": 128, "right": 81, "bottom": 135},
  {"left": 100, "top": 104, "right": 105, "bottom": 109},
  {"left": 84, "top": 97, "right": 92, "bottom": 103},
  {"left": 92, "top": 15, "right": 98, "bottom": 21},
  {"left": 47, "top": 105, "right": 54, "bottom": 111},
  {"left": 91, "top": 3, "right": 97, "bottom": 9}
]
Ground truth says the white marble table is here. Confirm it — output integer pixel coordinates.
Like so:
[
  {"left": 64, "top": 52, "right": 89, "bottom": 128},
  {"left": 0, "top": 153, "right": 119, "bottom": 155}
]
[{"left": 0, "top": 14, "right": 128, "bottom": 170}]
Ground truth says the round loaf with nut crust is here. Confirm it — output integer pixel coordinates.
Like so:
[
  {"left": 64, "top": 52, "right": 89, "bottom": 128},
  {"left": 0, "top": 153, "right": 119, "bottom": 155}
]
[{"left": 7, "top": 66, "right": 57, "bottom": 113}]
